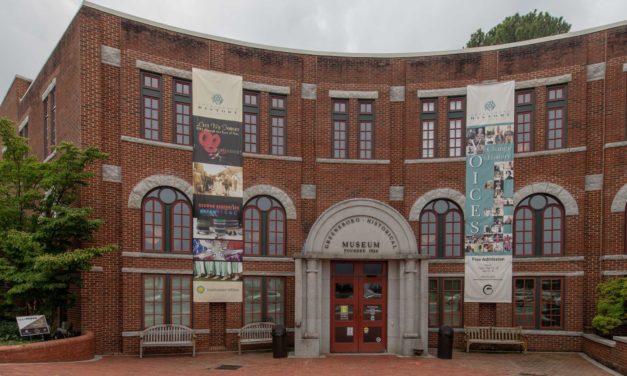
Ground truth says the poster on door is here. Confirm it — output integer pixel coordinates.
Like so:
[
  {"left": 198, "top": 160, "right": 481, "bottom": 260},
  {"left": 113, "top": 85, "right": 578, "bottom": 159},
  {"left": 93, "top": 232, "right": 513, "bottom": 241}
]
[
  {"left": 192, "top": 68, "right": 244, "bottom": 303},
  {"left": 464, "top": 81, "right": 514, "bottom": 303}
]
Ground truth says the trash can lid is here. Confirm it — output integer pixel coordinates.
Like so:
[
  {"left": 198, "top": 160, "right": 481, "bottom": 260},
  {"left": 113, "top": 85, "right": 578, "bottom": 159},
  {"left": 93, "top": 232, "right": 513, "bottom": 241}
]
[
  {"left": 272, "top": 324, "right": 286, "bottom": 336},
  {"left": 439, "top": 325, "right": 454, "bottom": 335}
]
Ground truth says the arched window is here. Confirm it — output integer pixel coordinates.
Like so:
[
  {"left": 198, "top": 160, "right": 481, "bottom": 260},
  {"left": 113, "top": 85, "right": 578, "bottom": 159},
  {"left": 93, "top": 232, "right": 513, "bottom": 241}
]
[
  {"left": 514, "top": 194, "right": 564, "bottom": 257},
  {"left": 142, "top": 187, "right": 192, "bottom": 253},
  {"left": 244, "top": 196, "right": 286, "bottom": 256},
  {"left": 420, "top": 199, "right": 463, "bottom": 258}
]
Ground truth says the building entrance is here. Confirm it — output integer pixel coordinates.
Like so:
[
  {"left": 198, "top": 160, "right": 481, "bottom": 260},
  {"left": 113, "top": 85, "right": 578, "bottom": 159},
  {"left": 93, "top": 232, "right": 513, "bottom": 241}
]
[{"left": 330, "top": 261, "right": 387, "bottom": 353}]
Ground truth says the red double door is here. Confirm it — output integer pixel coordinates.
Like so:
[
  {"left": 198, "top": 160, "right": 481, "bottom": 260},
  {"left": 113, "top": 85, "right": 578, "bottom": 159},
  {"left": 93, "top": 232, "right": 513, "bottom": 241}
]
[{"left": 330, "top": 261, "right": 387, "bottom": 353}]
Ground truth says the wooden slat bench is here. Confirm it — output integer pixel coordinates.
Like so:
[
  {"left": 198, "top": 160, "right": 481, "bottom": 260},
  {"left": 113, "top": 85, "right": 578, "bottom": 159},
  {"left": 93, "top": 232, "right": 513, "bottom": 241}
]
[
  {"left": 238, "top": 322, "right": 276, "bottom": 355},
  {"left": 139, "top": 324, "right": 196, "bottom": 358},
  {"left": 464, "top": 326, "right": 527, "bottom": 353}
]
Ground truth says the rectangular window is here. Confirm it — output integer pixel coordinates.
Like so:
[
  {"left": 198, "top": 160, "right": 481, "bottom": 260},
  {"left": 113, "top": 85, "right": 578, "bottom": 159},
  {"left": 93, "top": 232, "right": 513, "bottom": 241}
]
[
  {"left": 19, "top": 123, "right": 28, "bottom": 138},
  {"left": 514, "top": 277, "right": 563, "bottom": 329},
  {"left": 43, "top": 96, "right": 48, "bottom": 157},
  {"left": 358, "top": 100, "right": 374, "bottom": 159},
  {"left": 141, "top": 72, "right": 161, "bottom": 141},
  {"left": 270, "top": 95, "right": 287, "bottom": 155},
  {"left": 546, "top": 85, "right": 567, "bottom": 150},
  {"left": 243, "top": 277, "right": 285, "bottom": 325},
  {"left": 173, "top": 79, "right": 191, "bottom": 145},
  {"left": 243, "top": 91, "right": 259, "bottom": 153},
  {"left": 447, "top": 97, "right": 465, "bottom": 157},
  {"left": 332, "top": 99, "right": 348, "bottom": 159},
  {"left": 515, "top": 90, "right": 534, "bottom": 153},
  {"left": 143, "top": 274, "right": 191, "bottom": 329},
  {"left": 421, "top": 98, "right": 437, "bottom": 158},
  {"left": 50, "top": 89, "right": 56, "bottom": 149},
  {"left": 428, "top": 278, "right": 463, "bottom": 328}
]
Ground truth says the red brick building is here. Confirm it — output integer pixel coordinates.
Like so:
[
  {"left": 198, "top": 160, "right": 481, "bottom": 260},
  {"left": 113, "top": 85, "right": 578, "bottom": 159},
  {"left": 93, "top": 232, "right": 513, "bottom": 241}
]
[{"left": 1, "top": 2, "right": 627, "bottom": 360}]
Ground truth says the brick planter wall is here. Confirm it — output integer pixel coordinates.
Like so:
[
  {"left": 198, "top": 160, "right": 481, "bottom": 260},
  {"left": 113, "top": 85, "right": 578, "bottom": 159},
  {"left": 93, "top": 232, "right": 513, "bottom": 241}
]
[
  {"left": 583, "top": 334, "right": 627, "bottom": 375},
  {"left": 0, "top": 331, "right": 95, "bottom": 363}
]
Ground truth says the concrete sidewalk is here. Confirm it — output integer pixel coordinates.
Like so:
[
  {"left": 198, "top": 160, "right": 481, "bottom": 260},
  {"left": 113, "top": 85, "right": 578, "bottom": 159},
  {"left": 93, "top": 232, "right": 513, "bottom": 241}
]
[{"left": 0, "top": 350, "right": 617, "bottom": 376}]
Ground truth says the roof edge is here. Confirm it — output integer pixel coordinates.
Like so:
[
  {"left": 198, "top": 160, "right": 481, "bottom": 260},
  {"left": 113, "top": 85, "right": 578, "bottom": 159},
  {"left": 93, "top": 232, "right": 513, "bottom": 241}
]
[{"left": 83, "top": 1, "right": 627, "bottom": 58}]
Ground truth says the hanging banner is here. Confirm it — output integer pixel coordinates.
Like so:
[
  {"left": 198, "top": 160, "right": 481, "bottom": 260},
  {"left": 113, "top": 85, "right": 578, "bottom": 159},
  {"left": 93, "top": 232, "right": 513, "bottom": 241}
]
[
  {"left": 464, "top": 81, "right": 514, "bottom": 303},
  {"left": 192, "top": 68, "right": 243, "bottom": 303}
]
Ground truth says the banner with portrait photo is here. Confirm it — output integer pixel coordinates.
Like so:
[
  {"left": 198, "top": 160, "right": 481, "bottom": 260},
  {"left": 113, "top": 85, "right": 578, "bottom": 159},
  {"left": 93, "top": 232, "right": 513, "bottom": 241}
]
[
  {"left": 464, "top": 81, "right": 515, "bottom": 303},
  {"left": 192, "top": 68, "right": 243, "bottom": 302}
]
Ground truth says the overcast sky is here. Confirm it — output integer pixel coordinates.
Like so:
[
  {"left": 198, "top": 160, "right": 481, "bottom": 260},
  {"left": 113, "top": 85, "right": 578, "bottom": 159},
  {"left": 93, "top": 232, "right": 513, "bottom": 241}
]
[{"left": 1, "top": 0, "right": 626, "bottom": 100}]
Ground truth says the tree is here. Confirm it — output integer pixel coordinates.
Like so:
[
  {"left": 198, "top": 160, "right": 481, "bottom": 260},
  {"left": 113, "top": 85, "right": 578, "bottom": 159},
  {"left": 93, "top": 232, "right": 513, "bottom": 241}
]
[
  {"left": 592, "top": 278, "right": 627, "bottom": 336},
  {"left": 466, "top": 10, "right": 571, "bottom": 48},
  {"left": 0, "top": 117, "right": 115, "bottom": 326}
]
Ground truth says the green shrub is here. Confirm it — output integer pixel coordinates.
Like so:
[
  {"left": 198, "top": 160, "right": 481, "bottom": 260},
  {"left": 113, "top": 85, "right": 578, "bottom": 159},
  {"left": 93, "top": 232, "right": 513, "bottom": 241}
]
[
  {"left": 592, "top": 278, "right": 627, "bottom": 336},
  {"left": 0, "top": 320, "right": 21, "bottom": 342}
]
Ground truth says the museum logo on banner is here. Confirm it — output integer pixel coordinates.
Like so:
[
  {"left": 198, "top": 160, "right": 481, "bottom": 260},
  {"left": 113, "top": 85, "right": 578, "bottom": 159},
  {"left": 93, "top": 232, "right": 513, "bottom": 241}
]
[
  {"left": 192, "top": 68, "right": 244, "bottom": 303},
  {"left": 464, "top": 81, "right": 514, "bottom": 303}
]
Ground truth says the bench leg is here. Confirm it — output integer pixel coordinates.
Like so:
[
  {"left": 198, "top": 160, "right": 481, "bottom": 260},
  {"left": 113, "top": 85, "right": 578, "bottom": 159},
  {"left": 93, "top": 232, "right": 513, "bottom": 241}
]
[
  {"left": 193, "top": 343, "right": 196, "bottom": 357},
  {"left": 140, "top": 345, "right": 143, "bottom": 359},
  {"left": 238, "top": 341, "right": 241, "bottom": 355}
]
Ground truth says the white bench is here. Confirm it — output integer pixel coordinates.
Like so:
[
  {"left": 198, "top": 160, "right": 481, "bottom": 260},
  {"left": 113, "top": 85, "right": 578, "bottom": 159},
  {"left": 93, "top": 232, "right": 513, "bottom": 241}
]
[
  {"left": 238, "top": 322, "right": 276, "bottom": 355},
  {"left": 464, "top": 326, "right": 527, "bottom": 353},
  {"left": 139, "top": 324, "right": 196, "bottom": 358}
]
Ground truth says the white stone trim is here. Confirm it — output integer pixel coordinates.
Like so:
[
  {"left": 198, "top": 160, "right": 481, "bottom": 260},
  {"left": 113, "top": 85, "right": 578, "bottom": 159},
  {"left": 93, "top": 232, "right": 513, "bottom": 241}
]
[
  {"left": 583, "top": 333, "right": 616, "bottom": 347},
  {"left": 513, "top": 256, "right": 584, "bottom": 263},
  {"left": 41, "top": 77, "right": 56, "bottom": 101},
  {"left": 90, "top": 266, "right": 103, "bottom": 272},
  {"left": 243, "top": 184, "right": 296, "bottom": 219},
  {"left": 128, "top": 174, "right": 193, "bottom": 209},
  {"left": 390, "top": 86, "right": 405, "bottom": 102},
  {"left": 428, "top": 327, "right": 465, "bottom": 333},
  {"left": 123, "top": 329, "right": 210, "bottom": 337},
  {"left": 121, "top": 267, "right": 192, "bottom": 275},
  {"left": 243, "top": 81, "right": 290, "bottom": 95},
  {"left": 585, "top": 174, "right": 603, "bottom": 191},
  {"left": 409, "top": 188, "right": 465, "bottom": 221},
  {"left": 614, "top": 336, "right": 627, "bottom": 345},
  {"left": 514, "top": 182, "right": 579, "bottom": 216},
  {"left": 602, "top": 270, "right": 627, "bottom": 276},
  {"left": 121, "top": 135, "right": 193, "bottom": 151},
  {"left": 136, "top": 60, "right": 192, "bottom": 79},
  {"left": 243, "top": 271, "right": 295, "bottom": 277},
  {"left": 102, "top": 164, "right": 121, "bottom": 183},
  {"left": 523, "top": 330, "right": 582, "bottom": 337},
  {"left": 242, "top": 152, "right": 302, "bottom": 162},
  {"left": 623, "top": 63, "right": 627, "bottom": 72},
  {"left": 301, "top": 83, "right": 317, "bottom": 100},
  {"left": 610, "top": 183, "right": 627, "bottom": 212},
  {"left": 244, "top": 256, "right": 294, "bottom": 263},
  {"left": 428, "top": 273, "right": 464, "bottom": 277},
  {"left": 405, "top": 157, "right": 466, "bottom": 164},
  {"left": 586, "top": 62, "right": 606, "bottom": 81},
  {"left": 513, "top": 271, "right": 584, "bottom": 277},
  {"left": 580, "top": 353, "right": 624, "bottom": 376},
  {"left": 601, "top": 255, "right": 627, "bottom": 261},
  {"left": 605, "top": 140, "right": 627, "bottom": 149},
  {"left": 328, "top": 90, "right": 378, "bottom": 99},
  {"left": 389, "top": 186, "right": 404, "bottom": 202},
  {"left": 428, "top": 258, "right": 464, "bottom": 264},
  {"left": 17, "top": 116, "right": 29, "bottom": 132},
  {"left": 417, "top": 87, "right": 465, "bottom": 98},
  {"left": 101, "top": 45, "right": 121, "bottom": 67},
  {"left": 301, "top": 184, "right": 316, "bottom": 200},
  {"left": 416, "top": 74, "right": 573, "bottom": 98},
  {"left": 122, "top": 251, "right": 193, "bottom": 259},
  {"left": 515, "top": 146, "right": 586, "bottom": 158},
  {"left": 303, "top": 198, "right": 418, "bottom": 255},
  {"left": 316, "top": 158, "right": 390, "bottom": 164},
  {"left": 43, "top": 150, "right": 57, "bottom": 163}
]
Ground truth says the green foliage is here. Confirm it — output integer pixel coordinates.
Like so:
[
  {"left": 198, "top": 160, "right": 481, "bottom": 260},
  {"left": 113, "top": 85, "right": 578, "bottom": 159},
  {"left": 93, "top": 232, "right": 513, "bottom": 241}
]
[
  {"left": 466, "top": 10, "right": 571, "bottom": 48},
  {"left": 592, "top": 278, "right": 627, "bottom": 336},
  {"left": 0, "top": 117, "right": 115, "bottom": 323},
  {"left": 0, "top": 320, "right": 20, "bottom": 342}
]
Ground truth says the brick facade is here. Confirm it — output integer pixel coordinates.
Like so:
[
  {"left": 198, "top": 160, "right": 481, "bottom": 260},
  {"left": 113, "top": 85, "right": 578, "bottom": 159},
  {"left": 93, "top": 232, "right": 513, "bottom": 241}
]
[{"left": 1, "top": 3, "right": 626, "bottom": 361}]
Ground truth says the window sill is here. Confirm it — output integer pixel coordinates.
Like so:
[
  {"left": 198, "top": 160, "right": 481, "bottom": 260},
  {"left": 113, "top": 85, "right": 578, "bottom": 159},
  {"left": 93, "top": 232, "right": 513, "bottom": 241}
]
[
  {"left": 405, "top": 157, "right": 465, "bottom": 164},
  {"left": 43, "top": 150, "right": 57, "bottom": 163},
  {"left": 515, "top": 146, "right": 586, "bottom": 158},
  {"left": 122, "top": 251, "right": 193, "bottom": 259},
  {"left": 243, "top": 153, "right": 302, "bottom": 162},
  {"left": 513, "top": 256, "right": 584, "bottom": 263},
  {"left": 244, "top": 256, "right": 293, "bottom": 262},
  {"left": 121, "top": 135, "right": 193, "bottom": 151},
  {"left": 316, "top": 158, "right": 390, "bottom": 164},
  {"left": 428, "top": 258, "right": 464, "bottom": 264}
]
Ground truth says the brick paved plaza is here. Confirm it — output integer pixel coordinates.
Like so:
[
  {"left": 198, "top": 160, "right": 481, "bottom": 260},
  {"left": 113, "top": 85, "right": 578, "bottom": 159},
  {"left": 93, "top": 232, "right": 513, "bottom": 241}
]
[{"left": 0, "top": 350, "right": 618, "bottom": 376}]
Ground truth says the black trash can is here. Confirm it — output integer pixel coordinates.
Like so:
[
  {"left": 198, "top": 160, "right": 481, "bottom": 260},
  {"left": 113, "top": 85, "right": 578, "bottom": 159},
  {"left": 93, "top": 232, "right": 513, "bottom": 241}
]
[
  {"left": 437, "top": 325, "right": 454, "bottom": 359},
  {"left": 272, "top": 324, "right": 288, "bottom": 358}
]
